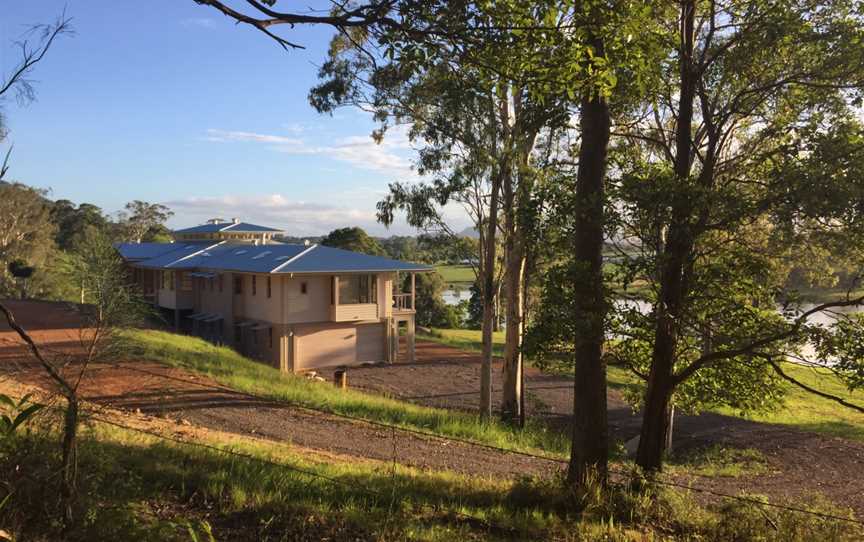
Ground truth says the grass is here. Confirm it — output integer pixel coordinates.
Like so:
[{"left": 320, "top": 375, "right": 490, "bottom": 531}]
[
  {"left": 0, "top": 417, "right": 588, "bottom": 541},
  {"left": 4, "top": 418, "right": 861, "bottom": 541},
  {"left": 795, "top": 285, "right": 864, "bottom": 303},
  {"left": 716, "top": 363, "right": 864, "bottom": 441},
  {"left": 422, "top": 328, "right": 864, "bottom": 442},
  {"left": 421, "top": 328, "right": 506, "bottom": 357},
  {"left": 122, "top": 328, "right": 569, "bottom": 457},
  {"left": 666, "top": 445, "right": 770, "bottom": 478},
  {"left": 435, "top": 264, "right": 475, "bottom": 285}
]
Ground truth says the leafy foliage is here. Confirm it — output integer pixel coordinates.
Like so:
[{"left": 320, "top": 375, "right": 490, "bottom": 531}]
[
  {"left": 319, "top": 226, "right": 386, "bottom": 256},
  {"left": 0, "top": 394, "right": 42, "bottom": 436}
]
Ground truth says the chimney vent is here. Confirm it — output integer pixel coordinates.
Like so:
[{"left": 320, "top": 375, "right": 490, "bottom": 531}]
[
  {"left": 304, "top": 239, "right": 311, "bottom": 247},
  {"left": 232, "top": 217, "right": 240, "bottom": 224}
]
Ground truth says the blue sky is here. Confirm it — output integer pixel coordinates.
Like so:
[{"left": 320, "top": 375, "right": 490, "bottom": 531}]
[{"left": 1, "top": 1, "right": 453, "bottom": 235}]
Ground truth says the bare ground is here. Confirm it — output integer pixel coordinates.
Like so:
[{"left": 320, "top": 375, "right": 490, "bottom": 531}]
[
  {"left": 0, "top": 300, "right": 558, "bottom": 480},
  {"left": 1, "top": 300, "right": 863, "bottom": 516}
]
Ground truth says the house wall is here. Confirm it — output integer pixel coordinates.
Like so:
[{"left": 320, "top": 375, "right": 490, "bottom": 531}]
[
  {"left": 161, "top": 269, "right": 399, "bottom": 373},
  {"left": 293, "top": 321, "right": 386, "bottom": 371},
  {"left": 233, "top": 273, "right": 282, "bottom": 323},
  {"left": 283, "top": 275, "right": 331, "bottom": 323},
  {"left": 191, "top": 272, "right": 234, "bottom": 340},
  {"left": 155, "top": 270, "right": 194, "bottom": 310},
  {"left": 379, "top": 272, "right": 395, "bottom": 318}
]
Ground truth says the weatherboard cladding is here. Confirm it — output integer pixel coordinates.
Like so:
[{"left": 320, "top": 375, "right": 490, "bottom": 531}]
[
  {"left": 172, "top": 222, "right": 283, "bottom": 234},
  {"left": 117, "top": 242, "right": 430, "bottom": 274}
]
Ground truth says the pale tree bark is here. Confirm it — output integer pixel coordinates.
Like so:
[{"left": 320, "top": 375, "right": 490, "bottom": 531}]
[
  {"left": 479, "top": 89, "right": 509, "bottom": 418},
  {"left": 480, "top": 169, "right": 502, "bottom": 418},
  {"left": 501, "top": 239, "right": 526, "bottom": 423},
  {"left": 501, "top": 94, "right": 540, "bottom": 424}
]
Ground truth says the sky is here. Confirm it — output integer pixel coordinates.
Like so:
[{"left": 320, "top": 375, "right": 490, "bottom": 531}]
[{"left": 1, "top": 1, "right": 464, "bottom": 236}]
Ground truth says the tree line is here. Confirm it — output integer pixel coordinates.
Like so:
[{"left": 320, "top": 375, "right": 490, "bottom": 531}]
[{"left": 194, "top": 0, "right": 864, "bottom": 485}]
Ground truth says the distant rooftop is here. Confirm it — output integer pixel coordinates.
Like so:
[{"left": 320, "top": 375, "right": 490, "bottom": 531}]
[
  {"left": 116, "top": 242, "right": 431, "bottom": 274},
  {"left": 173, "top": 218, "right": 283, "bottom": 235}
]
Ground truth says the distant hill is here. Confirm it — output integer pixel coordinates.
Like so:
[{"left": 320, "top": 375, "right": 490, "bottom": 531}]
[{"left": 459, "top": 226, "right": 480, "bottom": 239}]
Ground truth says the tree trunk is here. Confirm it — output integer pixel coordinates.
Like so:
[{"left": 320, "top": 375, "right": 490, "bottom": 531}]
[
  {"left": 636, "top": 0, "right": 696, "bottom": 473},
  {"left": 61, "top": 395, "right": 79, "bottom": 532},
  {"left": 480, "top": 170, "right": 502, "bottom": 419},
  {"left": 568, "top": 88, "right": 611, "bottom": 487},
  {"left": 501, "top": 235, "right": 525, "bottom": 423}
]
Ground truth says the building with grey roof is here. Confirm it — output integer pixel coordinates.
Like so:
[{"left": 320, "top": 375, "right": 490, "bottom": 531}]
[{"left": 117, "top": 219, "right": 429, "bottom": 372}]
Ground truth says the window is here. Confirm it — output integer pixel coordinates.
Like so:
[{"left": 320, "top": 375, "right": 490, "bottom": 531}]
[
  {"left": 234, "top": 324, "right": 241, "bottom": 343},
  {"left": 209, "top": 277, "right": 214, "bottom": 292},
  {"left": 300, "top": 282, "right": 308, "bottom": 295},
  {"left": 181, "top": 273, "right": 192, "bottom": 291},
  {"left": 252, "top": 329, "right": 258, "bottom": 345},
  {"left": 170, "top": 272, "right": 175, "bottom": 291},
  {"left": 338, "top": 274, "right": 377, "bottom": 304},
  {"left": 218, "top": 274, "right": 223, "bottom": 292},
  {"left": 234, "top": 276, "right": 243, "bottom": 295},
  {"left": 266, "top": 276, "right": 271, "bottom": 298},
  {"left": 268, "top": 328, "right": 273, "bottom": 348},
  {"left": 252, "top": 276, "right": 257, "bottom": 296}
]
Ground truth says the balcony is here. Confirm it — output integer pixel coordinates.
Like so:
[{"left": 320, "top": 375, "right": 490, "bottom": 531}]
[
  {"left": 331, "top": 303, "right": 379, "bottom": 322},
  {"left": 392, "top": 293, "right": 414, "bottom": 313}
]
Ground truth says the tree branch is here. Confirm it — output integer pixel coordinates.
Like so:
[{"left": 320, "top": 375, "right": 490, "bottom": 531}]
[
  {"left": 764, "top": 355, "right": 864, "bottom": 414},
  {"left": 674, "top": 295, "right": 864, "bottom": 385},
  {"left": 0, "top": 14, "right": 73, "bottom": 100},
  {"left": 0, "top": 301, "right": 74, "bottom": 398}
]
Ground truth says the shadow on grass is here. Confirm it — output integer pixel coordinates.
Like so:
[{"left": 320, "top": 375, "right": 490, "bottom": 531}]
[{"left": 2, "top": 427, "right": 568, "bottom": 541}]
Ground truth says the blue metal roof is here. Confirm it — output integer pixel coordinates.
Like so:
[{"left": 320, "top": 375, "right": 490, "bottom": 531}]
[
  {"left": 173, "top": 221, "right": 283, "bottom": 234},
  {"left": 131, "top": 242, "right": 225, "bottom": 269},
  {"left": 115, "top": 242, "right": 209, "bottom": 261},
  {"left": 120, "top": 242, "right": 431, "bottom": 274},
  {"left": 277, "top": 245, "right": 430, "bottom": 273},
  {"left": 183, "top": 244, "right": 309, "bottom": 273}
]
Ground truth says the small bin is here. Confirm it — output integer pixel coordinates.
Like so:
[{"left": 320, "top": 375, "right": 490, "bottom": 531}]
[{"left": 334, "top": 369, "right": 347, "bottom": 390}]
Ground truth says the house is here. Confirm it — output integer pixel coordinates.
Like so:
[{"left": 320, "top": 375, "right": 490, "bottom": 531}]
[{"left": 116, "top": 219, "right": 429, "bottom": 372}]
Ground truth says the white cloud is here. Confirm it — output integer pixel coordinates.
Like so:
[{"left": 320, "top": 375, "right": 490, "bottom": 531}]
[
  {"left": 181, "top": 17, "right": 218, "bottom": 29},
  {"left": 205, "top": 129, "right": 303, "bottom": 146},
  {"left": 204, "top": 127, "right": 416, "bottom": 178},
  {"left": 163, "top": 193, "right": 405, "bottom": 236}
]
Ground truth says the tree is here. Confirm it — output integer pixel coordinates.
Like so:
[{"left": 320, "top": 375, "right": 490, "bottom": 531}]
[
  {"left": 7, "top": 259, "right": 35, "bottom": 299},
  {"left": 608, "top": 0, "right": 864, "bottom": 472},
  {"left": 411, "top": 271, "right": 462, "bottom": 328},
  {"left": 51, "top": 200, "right": 108, "bottom": 251},
  {"left": 118, "top": 201, "right": 173, "bottom": 243},
  {"left": 0, "top": 14, "right": 72, "bottom": 182},
  {"left": 0, "top": 226, "right": 146, "bottom": 531},
  {"left": 320, "top": 227, "right": 387, "bottom": 256},
  {"left": 0, "top": 183, "right": 57, "bottom": 298}
]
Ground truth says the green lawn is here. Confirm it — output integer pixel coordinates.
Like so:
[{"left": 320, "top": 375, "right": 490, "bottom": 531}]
[
  {"left": 435, "top": 264, "right": 475, "bottom": 285},
  {"left": 716, "top": 363, "right": 864, "bottom": 441},
  {"left": 122, "top": 329, "right": 568, "bottom": 457},
  {"left": 424, "top": 328, "right": 864, "bottom": 442},
  {"left": 8, "top": 417, "right": 858, "bottom": 541},
  {"left": 0, "top": 415, "right": 617, "bottom": 541}
]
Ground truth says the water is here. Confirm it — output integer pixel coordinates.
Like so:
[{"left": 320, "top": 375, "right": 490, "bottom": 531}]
[
  {"left": 615, "top": 299, "right": 863, "bottom": 365},
  {"left": 442, "top": 287, "right": 470, "bottom": 306}
]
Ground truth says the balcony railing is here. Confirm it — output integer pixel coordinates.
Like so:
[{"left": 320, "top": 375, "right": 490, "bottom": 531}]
[{"left": 393, "top": 293, "right": 414, "bottom": 312}]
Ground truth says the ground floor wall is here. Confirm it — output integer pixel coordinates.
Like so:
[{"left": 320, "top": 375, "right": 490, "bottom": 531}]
[
  {"left": 291, "top": 320, "right": 388, "bottom": 372},
  {"left": 180, "top": 315, "right": 404, "bottom": 374}
]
